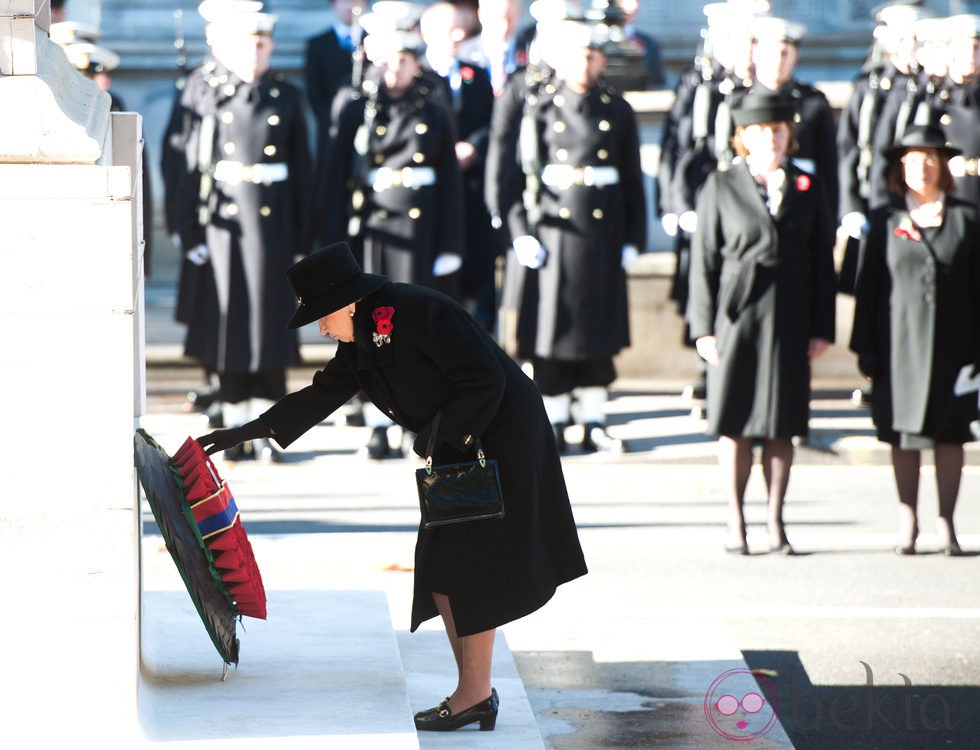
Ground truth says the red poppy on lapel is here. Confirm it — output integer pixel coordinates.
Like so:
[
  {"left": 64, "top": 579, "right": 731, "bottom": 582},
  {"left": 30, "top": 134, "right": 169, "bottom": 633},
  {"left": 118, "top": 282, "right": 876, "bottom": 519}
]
[
  {"left": 894, "top": 217, "right": 921, "bottom": 242},
  {"left": 372, "top": 306, "right": 395, "bottom": 347},
  {"left": 795, "top": 174, "right": 811, "bottom": 192},
  {"left": 461, "top": 66, "right": 475, "bottom": 83}
]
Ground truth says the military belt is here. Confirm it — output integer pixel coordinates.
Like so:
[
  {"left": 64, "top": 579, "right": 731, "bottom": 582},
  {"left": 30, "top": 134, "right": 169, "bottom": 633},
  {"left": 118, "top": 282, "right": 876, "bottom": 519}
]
[
  {"left": 367, "top": 166, "right": 436, "bottom": 191},
  {"left": 952, "top": 156, "right": 980, "bottom": 177},
  {"left": 540, "top": 164, "right": 620, "bottom": 189},
  {"left": 213, "top": 161, "right": 289, "bottom": 185}
]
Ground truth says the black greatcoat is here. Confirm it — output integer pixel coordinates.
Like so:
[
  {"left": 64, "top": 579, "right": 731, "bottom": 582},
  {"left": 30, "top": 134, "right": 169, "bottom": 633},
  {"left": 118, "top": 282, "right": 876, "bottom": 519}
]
[
  {"left": 501, "top": 80, "right": 646, "bottom": 361},
  {"left": 688, "top": 161, "right": 837, "bottom": 438},
  {"left": 171, "top": 63, "right": 313, "bottom": 373},
  {"left": 261, "top": 282, "right": 588, "bottom": 636},
  {"left": 320, "top": 77, "right": 464, "bottom": 289},
  {"left": 849, "top": 197, "right": 980, "bottom": 438}
]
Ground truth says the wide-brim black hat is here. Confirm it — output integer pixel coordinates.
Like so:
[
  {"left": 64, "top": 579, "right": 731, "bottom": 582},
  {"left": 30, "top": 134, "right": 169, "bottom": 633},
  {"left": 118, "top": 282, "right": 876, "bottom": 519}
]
[
  {"left": 731, "top": 92, "right": 798, "bottom": 128},
  {"left": 285, "top": 242, "right": 388, "bottom": 329},
  {"left": 884, "top": 124, "right": 962, "bottom": 162}
]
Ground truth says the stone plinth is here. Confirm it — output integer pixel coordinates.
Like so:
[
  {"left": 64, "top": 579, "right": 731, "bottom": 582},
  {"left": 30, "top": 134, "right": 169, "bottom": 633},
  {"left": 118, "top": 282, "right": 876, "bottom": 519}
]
[{"left": 0, "top": 112, "right": 144, "bottom": 745}]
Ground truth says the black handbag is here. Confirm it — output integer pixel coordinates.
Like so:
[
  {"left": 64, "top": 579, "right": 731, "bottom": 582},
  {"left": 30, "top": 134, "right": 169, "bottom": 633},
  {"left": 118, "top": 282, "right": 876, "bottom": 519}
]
[{"left": 415, "top": 412, "right": 505, "bottom": 528}]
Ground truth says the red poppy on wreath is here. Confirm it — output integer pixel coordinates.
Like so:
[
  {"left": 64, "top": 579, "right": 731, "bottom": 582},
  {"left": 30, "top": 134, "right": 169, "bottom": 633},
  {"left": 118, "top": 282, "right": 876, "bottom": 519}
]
[
  {"left": 795, "top": 174, "right": 811, "bottom": 192},
  {"left": 372, "top": 306, "right": 395, "bottom": 347},
  {"left": 461, "top": 66, "right": 475, "bottom": 83},
  {"left": 894, "top": 217, "right": 921, "bottom": 242}
]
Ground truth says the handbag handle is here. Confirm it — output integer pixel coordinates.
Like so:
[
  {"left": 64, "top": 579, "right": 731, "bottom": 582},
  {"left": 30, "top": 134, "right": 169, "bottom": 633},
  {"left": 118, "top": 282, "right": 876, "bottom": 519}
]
[{"left": 424, "top": 410, "right": 486, "bottom": 475}]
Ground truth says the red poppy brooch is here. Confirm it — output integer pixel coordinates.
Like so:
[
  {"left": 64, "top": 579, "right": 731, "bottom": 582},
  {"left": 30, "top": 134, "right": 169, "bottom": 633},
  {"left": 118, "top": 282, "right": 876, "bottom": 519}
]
[
  {"left": 795, "top": 174, "right": 811, "bottom": 192},
  {"left": 372, "top": 306, "right": 394, "bottom": 347},
  {"left": 894, "top": 217, "right": 921, "bottom": 242},
  {"left": 461, "top": 66, "right": 475, "bottom": 83}
]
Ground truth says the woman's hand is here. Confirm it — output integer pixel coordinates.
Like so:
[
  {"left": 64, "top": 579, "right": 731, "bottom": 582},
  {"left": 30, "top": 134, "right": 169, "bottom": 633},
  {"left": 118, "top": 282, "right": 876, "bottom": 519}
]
[
  {"left": 197, "top": 419, "right": 271, "bottom": 455},
  {"left": 808, "top": 338, "right": 831, "bottom": 361},
  {"left": 695, "top": 335, "right": 720, "bottom": 366}
]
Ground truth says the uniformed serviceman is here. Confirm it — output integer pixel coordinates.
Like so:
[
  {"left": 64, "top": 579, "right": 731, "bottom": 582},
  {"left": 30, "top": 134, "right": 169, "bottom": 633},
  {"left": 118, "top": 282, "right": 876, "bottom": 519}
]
[
  {"left": 749, "top": 16, "right": 839, "bottom": 216},
  {"left": 304, "top": 0, "right": 367, "bottom": 167},
  {"left": 837, "top": 3, "right": 934, "bottom": 259},
  {"left": 494, "top": 13, "right": 646, "bottom": 454},
  {"left": 317, "top": 2, "right": 465, "bottom": 458},
  {"left": 934, "top": 15, "right": 980, "bottom": 213},
  {"left": 421, "top": 1, "right": 498, "bottom": 331},
  {"left": 658, "top": 2, "right": 758, "bottom": 407},
  {"left": 168, "top": 1, "right": 314, "bottom": 462}
]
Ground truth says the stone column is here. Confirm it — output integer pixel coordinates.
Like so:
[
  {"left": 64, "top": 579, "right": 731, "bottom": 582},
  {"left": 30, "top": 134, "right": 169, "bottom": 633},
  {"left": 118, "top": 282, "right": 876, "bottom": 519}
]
[{"left": 0, "top": 1, "right": 144, "bottom": 744}]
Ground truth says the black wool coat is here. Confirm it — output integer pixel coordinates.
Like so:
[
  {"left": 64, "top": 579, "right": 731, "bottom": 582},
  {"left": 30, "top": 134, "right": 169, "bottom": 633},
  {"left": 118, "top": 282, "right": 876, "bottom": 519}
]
[
  {"left": 318, "top": 77, "right": 464, "bottom": 290},
  {"left": 688, "top": 161, "right": 837, "bottom": 438},
  {"left": 496, "top": 79, "right": 646, "bottom": 361},
  {"left": 849, "top": 197, "right": 980, "bottom": 438},
  {"left": 169, "top": 63, "right": 313, "bottom": 373},
  {"left": 260, "top": 282, "right": 587, "bottom": 636}
]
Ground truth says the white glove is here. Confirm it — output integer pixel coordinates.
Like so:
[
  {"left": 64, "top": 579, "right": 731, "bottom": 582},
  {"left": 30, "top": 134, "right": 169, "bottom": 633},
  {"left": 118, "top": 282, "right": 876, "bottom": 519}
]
[
  {"left": 186, "top": 244, "right": 210, "bottom": 266},
  {"left": 678, "top": 210, "right": 698, "bottom": 234},
  {"left": 661, "top": 213, "right": 679, "bottom": 237},
  {"left": 840, "top": 211, "right": 868, "bottom": 239},
  {"left": 432, "top": 253, "right": 463, "bottom": 277},
  {"left": 948, "top": 155, "right": 966, "bottom": 178},
  {"left": 621, "top": 244, "right": 639, "bottom": 268},
  {"left": 513, "top": 235, "right": 547, "bottom": 269},
  {"left": 170, "top": 233, "right": 183, "bottom": 252}
]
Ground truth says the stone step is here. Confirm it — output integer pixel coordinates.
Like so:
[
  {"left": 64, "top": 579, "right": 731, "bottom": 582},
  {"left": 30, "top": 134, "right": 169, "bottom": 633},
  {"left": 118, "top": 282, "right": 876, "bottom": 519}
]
[
  {"left": 399, "top": 629, "right": 547, "bottom": 749},
  {"left": 140, "top": 589, "right": 419, "bottom": 748}
]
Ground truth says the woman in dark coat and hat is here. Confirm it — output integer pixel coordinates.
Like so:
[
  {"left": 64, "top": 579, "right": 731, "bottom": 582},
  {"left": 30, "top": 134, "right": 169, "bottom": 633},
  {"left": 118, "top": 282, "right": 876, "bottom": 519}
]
[
  {"left": 850, "top": 123, "right": 980, "bottom": 556},
  {"left": 687, "top": 92, "right": 837, "bottom": 556},
  {"left": 198, "top": 242, "right": 587, "bottom": 731}
]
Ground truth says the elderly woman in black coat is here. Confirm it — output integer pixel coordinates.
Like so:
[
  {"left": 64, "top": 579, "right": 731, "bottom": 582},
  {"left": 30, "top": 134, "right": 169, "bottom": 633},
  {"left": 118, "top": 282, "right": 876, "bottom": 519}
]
[
  {"left": 199, "top": 242, "right": 587, "bottom": 731},
  {"left": 688, "top": 92, "right": 837, "bottom": 555},
  {"left": 850, "top": 124, "right": 980, "bottom": 556}
]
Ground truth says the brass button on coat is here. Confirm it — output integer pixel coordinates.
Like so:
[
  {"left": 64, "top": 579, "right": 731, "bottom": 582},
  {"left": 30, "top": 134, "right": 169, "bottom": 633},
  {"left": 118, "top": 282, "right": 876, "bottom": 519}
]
[
  {"left": 559, "top": 207, "right": 571, "bottom": 219},
  {"left": 260, "top": 206, "right": 271, "bottom": 217}
]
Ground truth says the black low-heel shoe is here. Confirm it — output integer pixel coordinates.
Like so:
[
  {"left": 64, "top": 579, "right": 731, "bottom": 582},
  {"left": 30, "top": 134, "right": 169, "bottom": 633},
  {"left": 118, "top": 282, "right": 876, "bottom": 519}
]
[{"left": 414, "top": 688, "right": 499, "bottom": 732}]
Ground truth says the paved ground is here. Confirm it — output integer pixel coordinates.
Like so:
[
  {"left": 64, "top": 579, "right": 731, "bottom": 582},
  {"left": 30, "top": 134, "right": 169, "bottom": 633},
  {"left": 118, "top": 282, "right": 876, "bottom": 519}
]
[{"left": 142, "top": 355, "right": 980, "bottom": 749}]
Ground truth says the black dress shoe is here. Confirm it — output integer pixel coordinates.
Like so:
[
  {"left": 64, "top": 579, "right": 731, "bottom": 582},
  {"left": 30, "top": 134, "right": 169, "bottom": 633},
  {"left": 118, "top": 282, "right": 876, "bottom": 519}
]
[
  {"left": 770, "top": 542, "right": 795, "bottom": 556},
  {"left": 894, "top": 544, "right": 916, "bottom": 556},
  {"left": 364, "top": 427, "right": 390, "bottom": 460},
  {"left": 254, "top": 438, "right": 283, "bottom": 464},
  {"left": 581, "top": 423, "right": 626, "bottom": 453},
  {"left": 553, "top": 422, "right": 568, "bottom": 454},
  {"left": 224, "top": 441, "right": 253, "bottom": 462},
  {"left": 187, "top": 385, "right": 220, "bottom": 411},
  {"left": 941, "top": 543, "right": 964, "bottom": 557},
  {"left": 414, "top": 688, "right": 499, "bottom": 732}
]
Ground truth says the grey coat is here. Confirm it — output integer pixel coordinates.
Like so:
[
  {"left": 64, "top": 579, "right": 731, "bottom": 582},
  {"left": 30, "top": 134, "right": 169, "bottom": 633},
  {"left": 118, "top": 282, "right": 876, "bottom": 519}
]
[
  {"left": 688, "top": 161, "right": 837, "bottom": 437},
  {"left": 850, "top": 197, "right": 980, "bottom": 436}
]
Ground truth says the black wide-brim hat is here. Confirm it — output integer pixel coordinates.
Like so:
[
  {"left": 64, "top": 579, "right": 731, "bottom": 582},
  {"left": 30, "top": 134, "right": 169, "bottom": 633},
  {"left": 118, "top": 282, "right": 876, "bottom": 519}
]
[
  {"left": 884, "top": 124, "right": 962, "bottom": 162},
  {"left": 731, "top": 92, "right": 798, "bottom": 128},
  {"left": 285, "top": 242, "right": 388, "bottom": 329}
]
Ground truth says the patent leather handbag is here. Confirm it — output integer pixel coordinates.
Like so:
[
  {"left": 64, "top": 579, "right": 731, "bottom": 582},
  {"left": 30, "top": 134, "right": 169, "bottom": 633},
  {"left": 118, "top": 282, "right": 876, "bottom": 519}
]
[{"left": 415, "top": 412, "right": 505, "bottom": 528}]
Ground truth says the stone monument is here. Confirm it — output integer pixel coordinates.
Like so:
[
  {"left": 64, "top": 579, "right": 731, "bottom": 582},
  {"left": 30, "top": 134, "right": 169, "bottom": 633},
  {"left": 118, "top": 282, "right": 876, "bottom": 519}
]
[{"left": 0, "top": 0, "right": 145, "bottom": 743}]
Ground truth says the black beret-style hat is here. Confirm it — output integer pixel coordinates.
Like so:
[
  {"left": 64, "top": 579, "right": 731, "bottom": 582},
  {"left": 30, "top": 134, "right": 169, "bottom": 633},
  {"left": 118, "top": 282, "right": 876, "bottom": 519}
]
[
  {"left": 285, "top": 242, "right": 388, "bottom": 329},
  {"left": 732, "top": 92, "right": 798, "bottom": 128},
  {"left": 884, "top": 123, "right": 962, "bottom": 162}
]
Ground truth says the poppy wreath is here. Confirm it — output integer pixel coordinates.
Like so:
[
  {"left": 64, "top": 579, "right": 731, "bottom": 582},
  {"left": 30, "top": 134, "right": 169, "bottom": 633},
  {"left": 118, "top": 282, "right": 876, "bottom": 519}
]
[
  {"left": 373, "top": 306, "right": 395, "bottom": 347},
  {"left": 172, "top": 436, "right": 267, "bottom": 620}
]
